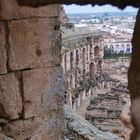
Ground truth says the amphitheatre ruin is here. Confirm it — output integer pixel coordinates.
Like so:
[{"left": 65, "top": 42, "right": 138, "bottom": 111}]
[{"left": 0, "top": 0, "right": 140, "bottom": 140}]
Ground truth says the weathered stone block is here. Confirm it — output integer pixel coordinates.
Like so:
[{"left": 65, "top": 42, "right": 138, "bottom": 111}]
[
  {"left": 0, "top": 73, "right": 22, "bottom": 119},
  {"left": 0, "top": 22, "right": 7, "bottom": 74},
  {"left": 0, "top": 133, "right": 15, "bottom": 140},
  {"left": 2, "top": 118, "right": 41, "bottom": 140},
  {"left": 23, "top": 67, "right": 63, "bottom": 118},
  {"left": 2, "top": 111, "right": 64, "bottom": 140},
  {"left": 8, "top": 18, "right": 61, "bottom": 71},
  {"left": 0, "top": 0, "right": 60, "bottom": 20}
]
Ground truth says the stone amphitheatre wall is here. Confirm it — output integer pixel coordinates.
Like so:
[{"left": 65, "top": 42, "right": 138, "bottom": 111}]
[
  {"left": 0, "top": 1, "right": 64, "bottom": 140},
  {"left": 0, "top": 0, "right": 140, "bottom": 140}
]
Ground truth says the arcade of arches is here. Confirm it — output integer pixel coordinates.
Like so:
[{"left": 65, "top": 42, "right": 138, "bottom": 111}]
[{"left": 62, "top": 34, "right": 104, "bottom": 110}]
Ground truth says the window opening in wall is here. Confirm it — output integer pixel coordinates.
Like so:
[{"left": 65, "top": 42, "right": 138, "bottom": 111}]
[{"left": 61, "top": 4, "right": 138, "bottom": 140}]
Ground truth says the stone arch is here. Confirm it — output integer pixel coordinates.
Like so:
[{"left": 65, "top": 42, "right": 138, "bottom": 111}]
[
  {"left": 89, "top": 62, "right": 95, "bottom": 80},
  {"left": 75, "top": 68, "right": 79, "bottom": 88},
  {"left": 70, "top": 74, "right": 73, "bottom": 87},
  {"left": 115, "top": 44, "right": 119, "bottom": 53},
  {"left": 110, "top": 44, "right": 114, "bottom": 53},
  {"left": 70, "top": 52, "right": 74, "bottom": 69},
  {"left": 83, "top": 69, "right": 86, "bottom": 80},
  {"left": 98, "top": 60, "right": 103, "bottom": 73},
  {"left": 64, "top": 54, "right": 67, "bottom": 72},
  {"left": 76, "top": 49, "right": 79, "bottom": 65},
  {"left": 94, "top": 46, "right": 100, "bottom": 57},
  {"left": 82, "top": 48, "right": 86, "bottom": 68},
  {"left": 121, "top": 44, "right": 125, "bottom": 53},
  {"left": 126, "top": 44, "right": 131, "bottom": 53}
]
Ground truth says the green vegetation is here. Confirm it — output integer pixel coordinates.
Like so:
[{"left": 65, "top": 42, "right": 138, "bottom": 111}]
[{"left": 104, "top": 49, "right": 132, "bottom": 60}]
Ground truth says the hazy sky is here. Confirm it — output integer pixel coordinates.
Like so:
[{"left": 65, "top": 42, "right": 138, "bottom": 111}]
[{"left": 64, "top": 4, "right": 138, "bottom": 14}]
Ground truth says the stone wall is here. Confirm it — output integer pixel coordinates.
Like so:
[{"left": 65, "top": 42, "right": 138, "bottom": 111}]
[
  {"left": 0, "top": 0, "right": 140, "bottom": 140},
  {"left": 0, "top": 0, "right": 64, "bottom": 140},
  {"left": 64, "top": 105, "right": 121, "bottom": 140}
]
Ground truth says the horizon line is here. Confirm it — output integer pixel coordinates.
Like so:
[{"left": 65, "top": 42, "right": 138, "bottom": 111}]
[{"left": 66, "top": 11, "right": 137, "bottom": 14}]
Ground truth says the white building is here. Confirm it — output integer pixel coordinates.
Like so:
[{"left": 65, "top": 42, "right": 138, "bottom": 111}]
[{"left": 104, "top": 41, "right": 132, "bottom": 54}]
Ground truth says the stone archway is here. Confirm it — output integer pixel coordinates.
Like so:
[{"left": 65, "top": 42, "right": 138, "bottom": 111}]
[
  {"left": 83, "top": 69, "right": 86, "bottom": 80},
  {"left": 82, "top": 48, "right": 86, "bottom": 68},
  {"left": 70, "top": 52, "right": 74, "bottom": 69},
  {"left": 94, "top": 46, "right": 100, "bottom": 57},
  {"left": 89, "top": 62, "right": 95, "bottom": 80},
  {"left": 64, "top": 54, "right": 67, "bottom": 72}
]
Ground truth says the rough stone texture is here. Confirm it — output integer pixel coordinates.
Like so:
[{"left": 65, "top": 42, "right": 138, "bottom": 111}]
[
  {"left": 2, "top": 111, "right": 64, "bottom": 140},
  {"left": 0, "top": 133, "right": 15, "bottom": 140},
  {"left": 0, "top": 22, "right": 7, "bottom": 74},
  {"left": 2, "top": 118, "right": 42, "bottom": 140},
  {"left": 23, "top": 67, "right": 63, "bottom": 118},
  {"left": 8, "top": 18, "right": 61, "bottom": 71},
  {"left": 0, "top": 2, "right": 64, "bottom": 140},
  {"left": 64, "top": 105, "right": 121, "bottom": 140},
  {"left": 0, "top": 73, "right": 22, "bottom": 119},
  {"left": 0, "top": 0, "right": 60, "bottom": 20}
]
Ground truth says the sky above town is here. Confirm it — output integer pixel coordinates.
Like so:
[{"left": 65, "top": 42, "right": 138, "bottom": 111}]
[{"left": 64, "top": 4, "right": 138, "bottom": 14}]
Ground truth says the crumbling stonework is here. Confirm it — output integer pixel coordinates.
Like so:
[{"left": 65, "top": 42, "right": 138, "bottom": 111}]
[
  {"left": 0, "top": 0, "right": 64, "bottom": 140},
  {"left": 64, "top": 105, "right": 121, "bottom": 140},
  {"left": 62, "top": 27, "right": 104, "bottom": 110},
  {"left": 0, "top": 73, "right": 22, "bottom": 119},
  {"left": 0, "top": 0, "right": 140, "bottom": 140}
]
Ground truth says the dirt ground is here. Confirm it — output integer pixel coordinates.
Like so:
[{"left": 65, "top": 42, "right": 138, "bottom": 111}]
[{"left": 75, "top": 74, "right": 132, "bottom": 140}]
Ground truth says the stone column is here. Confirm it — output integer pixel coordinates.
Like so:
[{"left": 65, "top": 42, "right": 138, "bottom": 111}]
[
  {"left": 0, "top": 0, "right": 64, "bottom": 140},
  {"left": 128, "top": 9, "right": 140, "bottom": 140}
]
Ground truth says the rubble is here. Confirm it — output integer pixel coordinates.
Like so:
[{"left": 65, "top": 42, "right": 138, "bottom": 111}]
[{"left": 64, "top": 105, "right": 122, "bottom": 140}]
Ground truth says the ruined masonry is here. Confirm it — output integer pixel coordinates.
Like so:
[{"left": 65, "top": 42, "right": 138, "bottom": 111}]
[
  {"left": 0, "top": 0, "right": 140, "bottom": 140},
  {"left": 0, "top": 1, "right": 64, "bottom": 140}
]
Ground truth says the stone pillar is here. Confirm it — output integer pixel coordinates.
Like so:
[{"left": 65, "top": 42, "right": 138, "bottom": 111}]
[
  {"left": 82, "top": 90, "right": 86, "bottom": 102},
  {"left": 69, "top": 91, "right": 73, "bottom": 109},
  {"left": 0, "top": 0, "right": 64, "bottom": 140},
  {"left": 128, "top": 9, "right": 140, "bottom": 140},
  {"left": 76, "top": 95, "right": 81, "bottom": 107}
]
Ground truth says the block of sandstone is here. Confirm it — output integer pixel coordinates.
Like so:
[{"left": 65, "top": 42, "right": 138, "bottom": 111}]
[
  {"left": 8, "top": 18, "right": 61, "bottom": 70},
  {"left": 0, "top": 73, "right": 22, "bottom": 119},
  {"left": 2, "top": 112, "right": 64, "bottom": 140}
]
